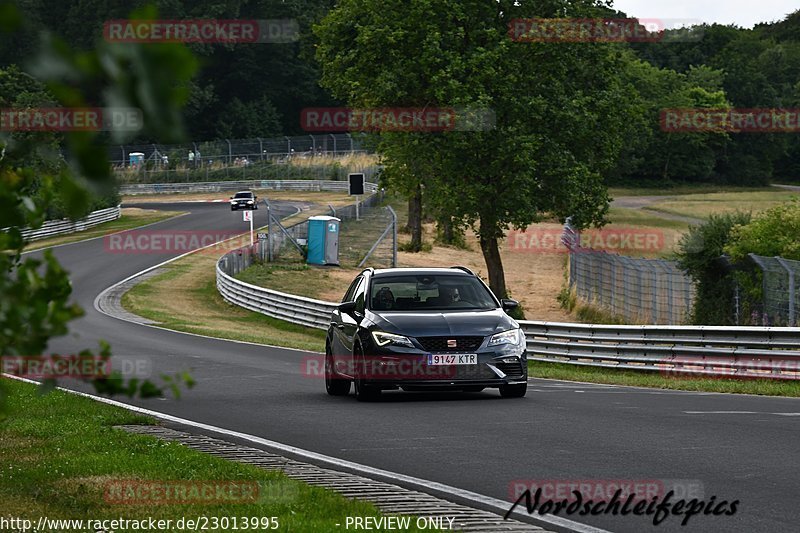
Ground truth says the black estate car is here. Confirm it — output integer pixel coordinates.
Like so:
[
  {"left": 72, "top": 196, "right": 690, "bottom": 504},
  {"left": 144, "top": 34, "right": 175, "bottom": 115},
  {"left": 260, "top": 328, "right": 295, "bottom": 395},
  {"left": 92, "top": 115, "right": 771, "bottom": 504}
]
[
  {"left": 230, "top": 190, "right": 258, "bottom": 211},
  {"left": 325, "top": 266, "right": 528, "bottom": 401}
]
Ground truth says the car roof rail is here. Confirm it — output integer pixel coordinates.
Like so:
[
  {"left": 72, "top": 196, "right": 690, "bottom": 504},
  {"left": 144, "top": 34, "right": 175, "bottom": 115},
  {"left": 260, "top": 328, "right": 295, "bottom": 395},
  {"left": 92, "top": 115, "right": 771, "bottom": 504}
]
[{"left": 450, "top": 265, "right": 474, "bottom": 275}]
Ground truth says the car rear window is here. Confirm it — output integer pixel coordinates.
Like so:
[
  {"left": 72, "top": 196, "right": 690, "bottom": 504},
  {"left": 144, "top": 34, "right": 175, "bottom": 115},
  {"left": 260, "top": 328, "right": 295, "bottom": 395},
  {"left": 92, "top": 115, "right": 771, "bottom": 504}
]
[
  {"left": 234, "top": 192, "right": 252, "bottom": 198},
  {"left": 369, "top": 274, "right": 497, "bottom": 312}
]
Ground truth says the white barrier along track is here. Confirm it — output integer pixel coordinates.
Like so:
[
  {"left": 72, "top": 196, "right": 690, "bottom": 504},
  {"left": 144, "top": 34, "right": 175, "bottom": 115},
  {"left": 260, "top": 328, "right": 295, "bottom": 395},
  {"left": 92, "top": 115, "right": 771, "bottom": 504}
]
[{"left": 14, "top": 206, "right": 122, "bottom": 242}]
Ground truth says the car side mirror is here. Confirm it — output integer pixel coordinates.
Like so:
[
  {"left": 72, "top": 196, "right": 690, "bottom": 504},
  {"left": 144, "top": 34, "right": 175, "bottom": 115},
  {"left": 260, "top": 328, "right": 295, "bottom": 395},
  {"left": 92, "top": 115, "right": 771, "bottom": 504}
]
[
  {"left": 229, "top": 196, "right": 234, "bottom": 199},
  {"left": 501, "top": 299, "right": 519, "bottom": 311},
  {"left": 338, "top": 301, "right": 357, "bottom": 315}
]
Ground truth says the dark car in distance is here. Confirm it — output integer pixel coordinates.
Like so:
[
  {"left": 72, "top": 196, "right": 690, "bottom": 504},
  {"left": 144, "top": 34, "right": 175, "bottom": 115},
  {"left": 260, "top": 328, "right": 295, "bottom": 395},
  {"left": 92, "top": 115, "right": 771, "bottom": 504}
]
[
  {"left": 325, "top": 266, "right": 528, "bottom": 401},
  {"left": 230, "top": 190, "right": 258, "bottom": 211}
]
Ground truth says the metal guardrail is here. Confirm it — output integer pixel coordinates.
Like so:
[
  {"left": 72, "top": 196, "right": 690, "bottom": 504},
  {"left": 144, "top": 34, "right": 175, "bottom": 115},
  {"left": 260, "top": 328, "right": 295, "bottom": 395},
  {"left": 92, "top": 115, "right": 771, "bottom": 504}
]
[
  {"left": 14, "top": 206, "right": 122, "bottom": 242},
  {"left": 521, "top": 322, "right": 800, "bottom": 379},
  {"left": 121, "top": 180, "right": 379, "bottom": 196},
  {"left": 215, "top": 261, "right": 800, "bottom": 378},
  {"left": 216, "top": 258, "right": 336, "bottom": 330}
]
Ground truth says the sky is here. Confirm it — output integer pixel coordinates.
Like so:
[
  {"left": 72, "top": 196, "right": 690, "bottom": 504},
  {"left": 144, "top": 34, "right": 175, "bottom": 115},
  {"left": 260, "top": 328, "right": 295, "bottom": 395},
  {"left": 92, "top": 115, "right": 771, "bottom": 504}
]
[{"left": 612, "top": 0, "right": 797, "bottom": 28}]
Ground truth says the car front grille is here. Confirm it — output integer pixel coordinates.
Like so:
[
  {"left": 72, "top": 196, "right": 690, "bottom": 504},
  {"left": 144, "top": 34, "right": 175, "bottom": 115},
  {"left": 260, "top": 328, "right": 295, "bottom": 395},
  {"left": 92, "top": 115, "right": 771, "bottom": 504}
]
[
  {"left": 494, "top": 361, "right": 525, "bottom": 378},
  {"left": 416, "top": 336, "right": 485, "bottom": 353}
]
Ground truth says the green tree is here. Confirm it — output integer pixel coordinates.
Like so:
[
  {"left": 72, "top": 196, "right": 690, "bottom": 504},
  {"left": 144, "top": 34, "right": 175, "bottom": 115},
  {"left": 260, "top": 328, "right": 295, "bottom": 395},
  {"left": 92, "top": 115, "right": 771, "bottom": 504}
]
[
  {"left": 725, "top": 198, "right": 800, "bottom": 261},
  {"left": 676, "top": 212, "right": 752, "bottom": 325},
  {"left": 612, "top": 58, "right": 730, "bottom": 184},
  {"left": 0, "top": 4, "right": 197, "bottom": 418},
  {"left": 317, "top": 0, "right": 637, "bottom": 298}
]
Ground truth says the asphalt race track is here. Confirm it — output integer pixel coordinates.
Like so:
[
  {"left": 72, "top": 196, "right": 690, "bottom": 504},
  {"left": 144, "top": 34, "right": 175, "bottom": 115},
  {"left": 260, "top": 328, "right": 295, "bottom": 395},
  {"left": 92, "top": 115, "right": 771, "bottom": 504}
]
[{"left": 28, "top": 202, "right": 800, "bottom": 533}]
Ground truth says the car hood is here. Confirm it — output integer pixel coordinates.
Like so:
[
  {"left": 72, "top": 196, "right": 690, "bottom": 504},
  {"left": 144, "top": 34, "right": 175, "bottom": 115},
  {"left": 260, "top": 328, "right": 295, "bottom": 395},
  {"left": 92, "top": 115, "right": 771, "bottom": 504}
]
[{"left": 369, "top": 308, "right": 516, "bottom": 338}]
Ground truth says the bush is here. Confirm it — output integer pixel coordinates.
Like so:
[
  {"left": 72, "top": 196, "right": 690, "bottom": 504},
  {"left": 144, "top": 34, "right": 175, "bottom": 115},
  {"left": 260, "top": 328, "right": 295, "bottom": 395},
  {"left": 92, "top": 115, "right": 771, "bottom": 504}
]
[
  {"left": 725, "top": 198, "right": 800, "bottom": 261},
  {"left": 676, "top": 211, "right": 751, "bottom": 325}
]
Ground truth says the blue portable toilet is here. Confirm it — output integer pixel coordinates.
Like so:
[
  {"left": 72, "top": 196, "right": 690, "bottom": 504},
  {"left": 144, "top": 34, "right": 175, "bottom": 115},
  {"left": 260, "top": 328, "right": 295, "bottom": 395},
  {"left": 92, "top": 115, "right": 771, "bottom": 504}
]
[
  {"left": 307, "top": 216, "right": 340, "bottom": 265},
  {"left": 129, "top": 152, "right": 144, "bottom": 168}
]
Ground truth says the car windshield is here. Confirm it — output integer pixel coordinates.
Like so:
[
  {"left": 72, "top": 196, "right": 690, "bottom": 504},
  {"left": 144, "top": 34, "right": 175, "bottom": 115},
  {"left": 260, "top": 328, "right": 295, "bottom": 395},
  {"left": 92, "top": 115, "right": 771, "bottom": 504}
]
[
  {"left": 234, "top": 192, "right": 252, "bottom": 198},
  {"left": 369, "top": 274, "right": 497, "bottom": 312}
]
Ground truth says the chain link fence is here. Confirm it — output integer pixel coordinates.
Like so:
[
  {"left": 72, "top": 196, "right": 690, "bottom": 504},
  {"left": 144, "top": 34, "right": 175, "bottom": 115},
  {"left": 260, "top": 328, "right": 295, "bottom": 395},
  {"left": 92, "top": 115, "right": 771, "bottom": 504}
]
[
  {"left": 748, "top": 254, "right": 800, "bottom": 326},
  {"left": 260, "top": 192, "right": 397, "bottom": 269},
  {"left": 112, "top": 134, "right": 378, "bottom": 185},
  {"left": 110, "top": 133, "right": 367, "bottom": 167},
  {"left": 569, "top": 249, "right": 696, "bottom": 324}
]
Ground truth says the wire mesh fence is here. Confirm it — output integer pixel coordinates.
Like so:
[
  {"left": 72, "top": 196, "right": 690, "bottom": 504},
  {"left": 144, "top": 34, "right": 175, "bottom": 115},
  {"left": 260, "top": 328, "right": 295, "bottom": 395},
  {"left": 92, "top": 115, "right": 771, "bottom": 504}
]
[
  {"left": 261, "top": 192, "right": 397, "bottom": 269},
  {"left": 114, "top": 157, "right": 380, "bottom": 184},
  {"left": 110, "top": 133, "right": 368, "bottom": 167},
  {"left": 748, "top": 254, "right": 800, "bottom": 326},
  {"left": 569, "top": 249, "right": 695, "bottom": 324}
]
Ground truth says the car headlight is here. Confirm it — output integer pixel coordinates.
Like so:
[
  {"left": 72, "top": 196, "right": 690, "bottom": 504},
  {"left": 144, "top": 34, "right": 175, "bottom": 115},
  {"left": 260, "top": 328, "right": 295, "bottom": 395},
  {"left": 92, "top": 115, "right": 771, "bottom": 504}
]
[
  {"left": 371, "top": 331, "right": 414, "bottom": 348},
  {"left": 488, "top": 328, "right": 521, "bottom": 347},
  {"left": 247, "top": 200, "right": 254, "bottom": 203}
]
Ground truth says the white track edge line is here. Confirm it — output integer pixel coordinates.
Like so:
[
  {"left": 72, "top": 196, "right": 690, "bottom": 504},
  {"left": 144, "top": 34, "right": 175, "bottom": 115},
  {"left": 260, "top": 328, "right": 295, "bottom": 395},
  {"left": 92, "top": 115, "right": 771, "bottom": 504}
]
[{"left": 2, "top": 373, "right": 609, "bottom": 533}]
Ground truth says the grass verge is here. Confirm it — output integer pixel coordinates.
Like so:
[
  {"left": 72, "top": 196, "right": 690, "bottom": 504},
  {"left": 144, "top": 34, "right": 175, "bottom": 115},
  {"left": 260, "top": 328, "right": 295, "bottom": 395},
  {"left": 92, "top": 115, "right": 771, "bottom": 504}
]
[
  {"left": 24, "top": 208, "right": 184, "bottom": 252},
  {"left": 607, "top": 185, "right": 775, "bottom": 197},
  {"left": 0, "top": 378, "right": 435, "bottom": 532},
  {"left": 527, "top": 360, "right": 800, "bottom": 397},
  {"left": 121, "top": 253, "right": 327, "bottom": 353},
  {"left": 644, "top": 190, "right": 797, "bottom": 220}
]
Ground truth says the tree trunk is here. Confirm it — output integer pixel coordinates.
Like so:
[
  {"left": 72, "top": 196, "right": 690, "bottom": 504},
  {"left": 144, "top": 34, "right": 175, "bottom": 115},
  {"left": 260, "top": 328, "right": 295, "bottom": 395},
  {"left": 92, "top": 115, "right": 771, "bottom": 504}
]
[
  {"left": 407, "top": 182, "right": 423, "bottom": 252},
  {"left": 439, "top": 216, "right": 454, "bottom": 244},
  {"left": 479, "top": 231, "right": 507, "bottom": 299}
]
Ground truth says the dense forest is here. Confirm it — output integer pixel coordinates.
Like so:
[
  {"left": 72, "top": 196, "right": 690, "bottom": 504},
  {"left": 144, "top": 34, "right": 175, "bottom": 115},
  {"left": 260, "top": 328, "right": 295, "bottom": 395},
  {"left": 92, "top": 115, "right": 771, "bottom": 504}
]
[{"left": 1, "top": 0, "right": 798, "bottom": 188}]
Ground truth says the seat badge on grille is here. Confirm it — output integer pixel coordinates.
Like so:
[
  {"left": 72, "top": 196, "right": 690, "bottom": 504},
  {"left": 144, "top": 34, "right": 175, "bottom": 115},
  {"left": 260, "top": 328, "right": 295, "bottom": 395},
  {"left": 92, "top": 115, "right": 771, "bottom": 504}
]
[{"left": 447, "top": 339, "right": 457, "bottom": 348}]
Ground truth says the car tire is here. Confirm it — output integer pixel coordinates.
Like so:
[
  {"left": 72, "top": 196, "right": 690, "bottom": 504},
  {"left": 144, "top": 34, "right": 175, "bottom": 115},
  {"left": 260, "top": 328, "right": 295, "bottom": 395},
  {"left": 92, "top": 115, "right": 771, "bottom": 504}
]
[
  {"left": 325, "top": 346, "right": 351, "bottom": 396},
  {"left": 353, "top": 345, "right": 380, "bottom": 402},
  {"left": 499, "top": 383, "right": 527, "bottom": 398}
]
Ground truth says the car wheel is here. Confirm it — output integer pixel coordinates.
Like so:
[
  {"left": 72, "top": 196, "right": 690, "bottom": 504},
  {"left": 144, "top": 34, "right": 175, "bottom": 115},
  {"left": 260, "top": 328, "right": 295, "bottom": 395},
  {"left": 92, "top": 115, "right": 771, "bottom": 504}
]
[
  {"left": 499, "top": 383, "right": 527, "bottom": 398},
  {"left": 325, "top": 346, "right": 350, "bottom": 396},
  {"left": 353, "top": 345, "right": 380, "bottom": 402}
]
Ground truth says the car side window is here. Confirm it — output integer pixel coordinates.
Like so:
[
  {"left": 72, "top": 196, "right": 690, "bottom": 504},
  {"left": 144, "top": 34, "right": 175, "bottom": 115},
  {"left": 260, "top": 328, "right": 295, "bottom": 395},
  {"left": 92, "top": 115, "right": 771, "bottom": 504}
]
[
  {"left": 342, "top": 276, "right": 362, "bottom": 303},
  {"left": 353, "top": 277, "right": 368, "bottom": 314}
]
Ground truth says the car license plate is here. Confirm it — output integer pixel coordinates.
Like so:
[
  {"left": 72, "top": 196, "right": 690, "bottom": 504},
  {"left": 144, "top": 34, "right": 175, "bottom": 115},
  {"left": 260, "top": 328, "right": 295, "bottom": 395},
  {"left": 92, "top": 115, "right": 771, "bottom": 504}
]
[{"left": 427, "top": 353, "right": 477, "bottom": 365}]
